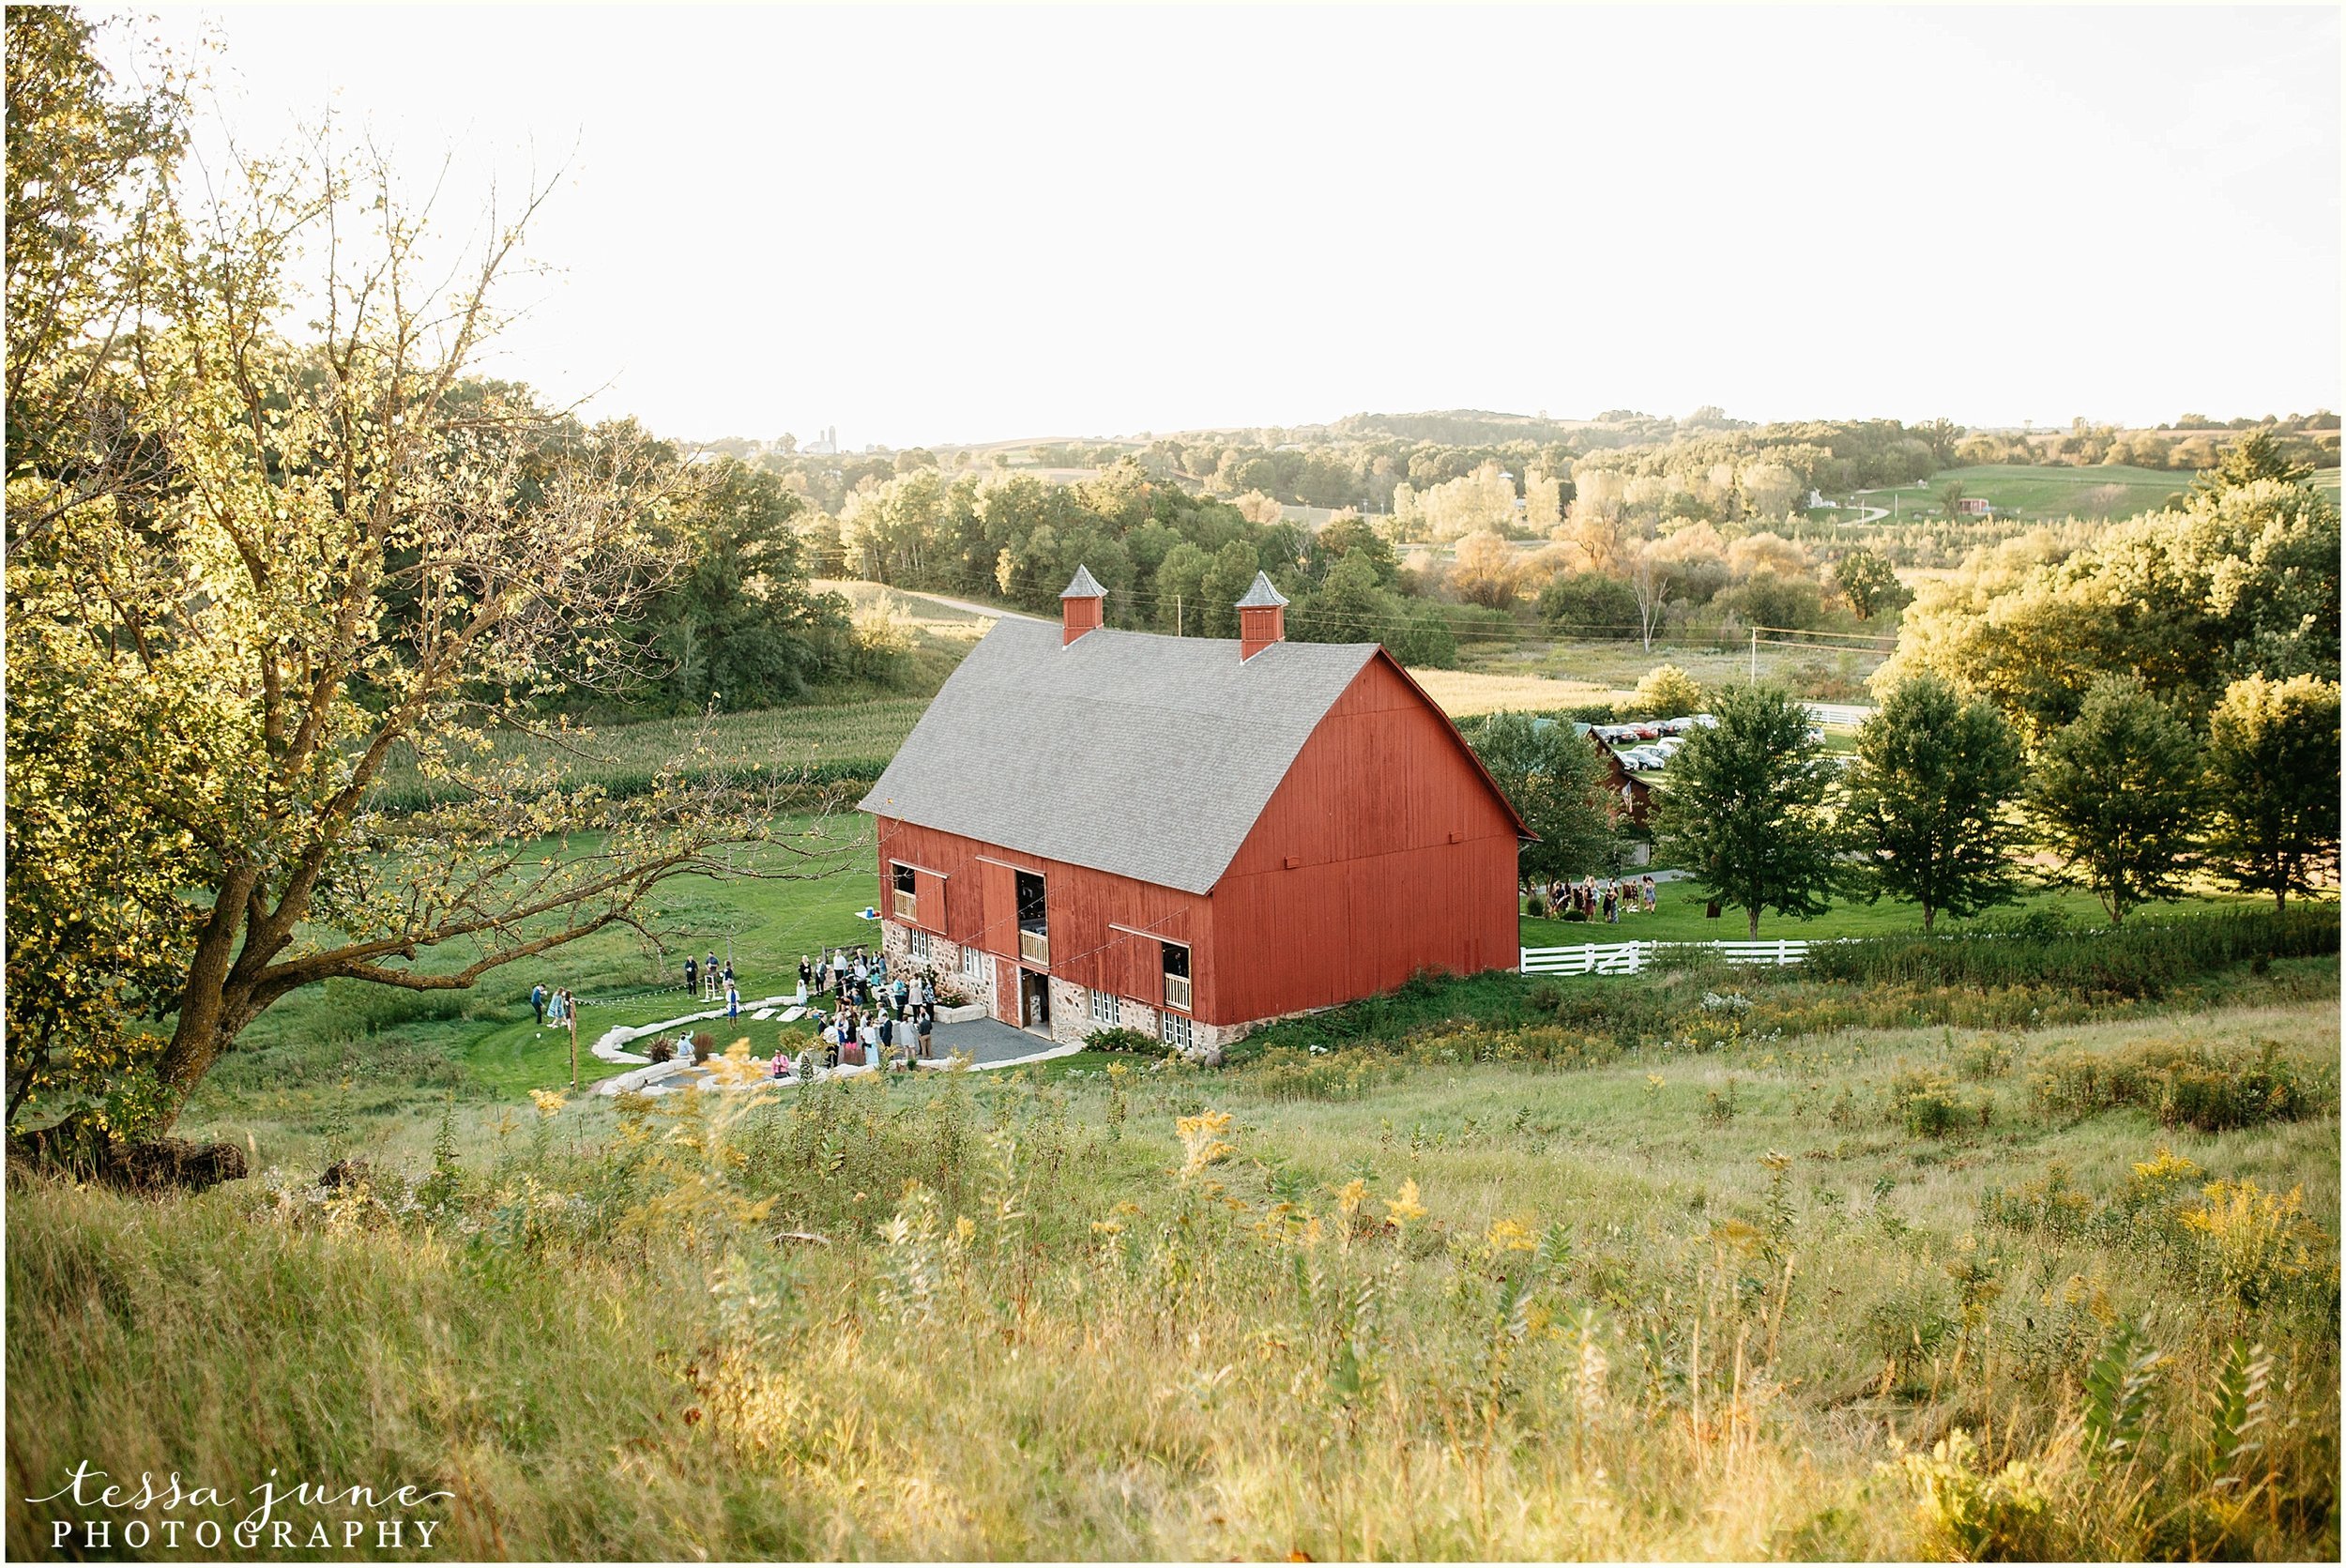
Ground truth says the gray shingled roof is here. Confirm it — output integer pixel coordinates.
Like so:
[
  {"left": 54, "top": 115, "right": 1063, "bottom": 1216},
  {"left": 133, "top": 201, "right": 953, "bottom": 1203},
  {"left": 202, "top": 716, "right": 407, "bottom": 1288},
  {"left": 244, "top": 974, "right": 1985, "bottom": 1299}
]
[
  {"left": 1060, "top": 564, "right": 1105, "bottom": 599},
  {"left": 859, "top": 617, "right": 1379, "bottom": 894},
  {"left": 1235, "top": 571, "right": 1288, "bottom": 608}
]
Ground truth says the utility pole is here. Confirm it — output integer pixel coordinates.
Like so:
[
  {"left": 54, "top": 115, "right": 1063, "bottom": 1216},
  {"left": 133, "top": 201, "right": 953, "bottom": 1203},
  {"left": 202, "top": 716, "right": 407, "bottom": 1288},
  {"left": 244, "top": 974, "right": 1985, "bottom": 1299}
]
[{"left": 1175, "top": 592, "right": 1182, "bottom": 637}]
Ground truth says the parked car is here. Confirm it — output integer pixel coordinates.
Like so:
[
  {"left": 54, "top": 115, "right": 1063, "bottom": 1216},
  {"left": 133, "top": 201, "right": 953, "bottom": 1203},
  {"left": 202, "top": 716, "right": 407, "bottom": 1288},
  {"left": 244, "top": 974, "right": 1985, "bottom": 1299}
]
[
  {"left": 1655, "top": 736, "right": 1686, "bottom": 754},
  {"left": 1658, "top": 717, "right": 1696, "bottom": 735},
  {"left": 1632, "top": 724, "right": 1661, "bottom": 740}
]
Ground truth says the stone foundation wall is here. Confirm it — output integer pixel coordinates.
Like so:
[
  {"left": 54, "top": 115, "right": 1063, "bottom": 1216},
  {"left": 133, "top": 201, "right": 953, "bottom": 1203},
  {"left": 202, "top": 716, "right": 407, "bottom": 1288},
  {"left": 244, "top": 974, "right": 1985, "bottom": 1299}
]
[
  {"left": 880, "top": 919, "right": 996, "bottom": 1016},
  {"left": 882, "top": 919, "right": 1278, "bottom": 1060}
]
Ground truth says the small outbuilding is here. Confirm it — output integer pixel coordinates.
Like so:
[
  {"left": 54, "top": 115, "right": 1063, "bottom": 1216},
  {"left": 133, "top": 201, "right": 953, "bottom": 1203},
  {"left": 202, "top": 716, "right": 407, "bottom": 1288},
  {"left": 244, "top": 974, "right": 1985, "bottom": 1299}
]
[{"left": 859, "top": 568, "right": 1531, "bottom": 1052}]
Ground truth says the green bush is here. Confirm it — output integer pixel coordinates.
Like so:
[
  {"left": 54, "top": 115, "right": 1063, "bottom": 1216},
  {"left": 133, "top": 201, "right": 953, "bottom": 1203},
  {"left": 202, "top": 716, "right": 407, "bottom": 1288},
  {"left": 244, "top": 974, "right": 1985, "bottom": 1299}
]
[
  {"left": 1085, "top": 1026, "right": 1168, "bottom": 1058},
  {"left": 1805, "top": 907, "right": 2340, "bottom": 998},
  {"left": 2029, "top": 1038, "right": 2317, "bottom": 1132}
]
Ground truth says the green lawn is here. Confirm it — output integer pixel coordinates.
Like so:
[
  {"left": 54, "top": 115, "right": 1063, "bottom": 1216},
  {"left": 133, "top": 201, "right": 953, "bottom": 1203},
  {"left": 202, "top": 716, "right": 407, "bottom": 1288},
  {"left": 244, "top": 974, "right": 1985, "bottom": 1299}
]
[
  {"left": 1845, "top": 464, "right": 2186, "bottom": 524},
  {"left": 187, "top": 812, "right": 887, "bottom": 1130},
  {"left": 1517, "top": 881, "right": 2283, "bottom": 946}
]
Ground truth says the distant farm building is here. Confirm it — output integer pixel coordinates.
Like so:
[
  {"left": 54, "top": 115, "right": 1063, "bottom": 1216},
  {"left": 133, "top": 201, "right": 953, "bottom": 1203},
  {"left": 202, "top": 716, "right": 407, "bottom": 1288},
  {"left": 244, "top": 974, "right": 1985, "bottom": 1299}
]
[
  {"left": 859, "top": 569, "right": 1531, "bottom": 1052},
  {"left": 1955, "top": 496, "right": 1993, "bottom": 515}
]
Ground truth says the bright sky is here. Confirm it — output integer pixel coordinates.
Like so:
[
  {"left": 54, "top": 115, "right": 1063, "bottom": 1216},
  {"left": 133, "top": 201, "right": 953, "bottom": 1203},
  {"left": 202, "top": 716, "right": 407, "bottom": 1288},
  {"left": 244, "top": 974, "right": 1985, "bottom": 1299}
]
[{"left": 118, "top": 4, "right": 2341, "bottom": 447}]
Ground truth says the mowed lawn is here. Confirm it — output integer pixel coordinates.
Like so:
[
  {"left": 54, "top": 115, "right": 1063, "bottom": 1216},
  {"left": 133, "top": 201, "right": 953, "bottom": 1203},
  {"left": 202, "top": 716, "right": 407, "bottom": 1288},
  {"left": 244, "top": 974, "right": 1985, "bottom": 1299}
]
[
  {"left": 1906, "top": 464, "right": 2186, "bottom": 521},
  {"left": 1518, "top": 880, "right": 2294, "bottom": 947},
  {"left": 188, "top": 811, "right": 888, "bottom": 1139}
]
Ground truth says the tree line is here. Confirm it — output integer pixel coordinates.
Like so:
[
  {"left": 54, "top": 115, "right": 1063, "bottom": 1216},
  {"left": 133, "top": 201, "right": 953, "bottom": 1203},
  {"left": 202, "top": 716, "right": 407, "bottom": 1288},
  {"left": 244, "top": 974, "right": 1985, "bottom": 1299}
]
[{"left": 1467, "top": 453, "right": 2341, "bottom": 935}]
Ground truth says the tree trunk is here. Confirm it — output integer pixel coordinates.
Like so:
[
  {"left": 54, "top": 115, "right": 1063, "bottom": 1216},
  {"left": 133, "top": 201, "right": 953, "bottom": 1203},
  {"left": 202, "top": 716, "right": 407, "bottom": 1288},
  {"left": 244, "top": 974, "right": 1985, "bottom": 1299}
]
[
  {"left": 8, "top": 1111, "right": 248, "bottom": 1193},
  {"left": 1922, "top": 903, "right": 1937, "bottom": 934},
  {"left": 1746, "top": 907, "right": 1760, "bottom": 940}
]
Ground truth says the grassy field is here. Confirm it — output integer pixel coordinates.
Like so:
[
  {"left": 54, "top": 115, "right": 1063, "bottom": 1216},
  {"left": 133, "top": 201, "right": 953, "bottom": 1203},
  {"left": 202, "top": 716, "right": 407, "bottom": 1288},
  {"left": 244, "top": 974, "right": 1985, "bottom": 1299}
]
[
  {"left": 10, "top": 941, "right": 2337, "bottom": 1559},
  {"left": 1847, "top": 465, "right": 2187, "bottom": 524},
  {"left": 1517, "top": 883, "right": 2277, "bottom": 946}
]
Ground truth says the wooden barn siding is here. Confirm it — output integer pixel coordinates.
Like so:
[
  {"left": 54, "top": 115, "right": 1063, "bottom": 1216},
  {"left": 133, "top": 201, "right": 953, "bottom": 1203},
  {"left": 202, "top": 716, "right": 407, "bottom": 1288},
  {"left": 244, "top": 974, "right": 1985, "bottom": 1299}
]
[
  {"left": 1209, "top": 656, "right": 1520, "bottom": 1023},
  {"left": 873, "top": 816, "right": 1209, "bottom": 1008}
]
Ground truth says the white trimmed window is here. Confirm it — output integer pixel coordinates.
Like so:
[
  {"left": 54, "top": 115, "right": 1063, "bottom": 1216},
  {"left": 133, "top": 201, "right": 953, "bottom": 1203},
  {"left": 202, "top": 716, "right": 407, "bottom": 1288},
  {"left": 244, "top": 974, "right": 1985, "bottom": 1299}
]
[
  {"left": 1089, "top": 990, "right": 1120, "bottom": 1027},
  {"left": 961, "top": 946, "right": 986, "bottom": 982},
  {"left": 1159, "top": 1011, "right": 1194, "bottom": 1051},
  {"left": 908, "top": 930, "right": 932, "bottom": 961}
]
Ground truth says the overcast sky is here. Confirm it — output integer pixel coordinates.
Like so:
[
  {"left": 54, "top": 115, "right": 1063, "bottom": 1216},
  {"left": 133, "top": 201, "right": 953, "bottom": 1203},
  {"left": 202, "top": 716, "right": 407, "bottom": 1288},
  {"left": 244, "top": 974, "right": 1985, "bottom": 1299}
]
[{"left": 119, "top": 4, "right": 2341, "bottom": 447}]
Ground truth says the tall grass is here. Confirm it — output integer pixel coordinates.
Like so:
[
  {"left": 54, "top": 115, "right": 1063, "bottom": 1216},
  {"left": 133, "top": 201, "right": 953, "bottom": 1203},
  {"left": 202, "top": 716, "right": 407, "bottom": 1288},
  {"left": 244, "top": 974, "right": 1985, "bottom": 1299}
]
[
  {"left": 1804, "top": 906, "right": 2342, "bottom": 997},
  {"left": 10, "top": 986, "right": 2339, "bottom": 1560}
]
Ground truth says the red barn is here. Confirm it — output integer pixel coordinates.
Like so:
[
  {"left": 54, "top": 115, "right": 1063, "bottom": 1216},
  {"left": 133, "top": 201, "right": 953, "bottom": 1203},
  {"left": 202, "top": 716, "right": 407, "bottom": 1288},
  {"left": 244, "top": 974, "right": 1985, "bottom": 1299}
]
[{"left": 858, "top": 567, "right": 1530, "bottom": 1055}]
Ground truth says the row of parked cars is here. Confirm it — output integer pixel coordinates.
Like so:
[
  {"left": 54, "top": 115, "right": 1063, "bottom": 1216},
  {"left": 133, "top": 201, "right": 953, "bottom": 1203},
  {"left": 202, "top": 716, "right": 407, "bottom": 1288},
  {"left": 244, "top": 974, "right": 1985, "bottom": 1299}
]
[
  {"left": 1595, "top": 711, "right": 1833, "bottom": 774},
  {"left": 1592, "top": 714, "right": 1715, "bottom": 773}
]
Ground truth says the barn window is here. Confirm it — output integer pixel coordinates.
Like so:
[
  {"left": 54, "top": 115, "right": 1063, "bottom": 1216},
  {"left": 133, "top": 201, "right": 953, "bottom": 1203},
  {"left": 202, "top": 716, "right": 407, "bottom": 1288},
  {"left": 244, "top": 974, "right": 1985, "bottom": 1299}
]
[
  {"left": 1015, "top": 871, "right": 1049, "bottom": 966},
  {"left": 1159, "top": 1011, "right": 1193, "bottom": 1052},
  {"left": 1161, "top": 940, "right": 1191, "bottom": 1012},
  {"left": 961, "top": 946, "right": 986, "bottom": 982},
  {"left": 908, "top": 929, "right": 931, "bottom": 962},
  {"left": 891, "top": 862, "right": 917, "bottom": 922},
  {"left": 1089, "top": 990, "right": 1120, "bottom": 1028}
]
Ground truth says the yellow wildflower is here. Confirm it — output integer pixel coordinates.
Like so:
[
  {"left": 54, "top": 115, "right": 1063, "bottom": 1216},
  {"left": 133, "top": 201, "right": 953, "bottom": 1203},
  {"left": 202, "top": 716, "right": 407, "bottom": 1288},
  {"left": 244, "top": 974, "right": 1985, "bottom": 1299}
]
[
  {"left": 527, "top": 1088, "right": 567, "bottom": 1119},
  {"left": 1385, "top": 1178, "right": 1427, "bottom": 1228},
  {"left": 1336, "top": 1178, "right": 1368, "bottom": 1218},
  {"left": 1485, "top": 1215, "right": 1537, "bottom": 1253},
  {"left": 1176, "top": 1109, "right": 1236, "bottom": 1180}
]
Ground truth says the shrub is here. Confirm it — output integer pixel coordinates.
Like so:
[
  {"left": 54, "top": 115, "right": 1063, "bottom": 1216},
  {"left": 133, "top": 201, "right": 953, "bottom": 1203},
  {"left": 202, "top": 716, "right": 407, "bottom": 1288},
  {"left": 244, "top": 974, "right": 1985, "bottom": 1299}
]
[
  {"left": 1085, "top": 1026, "right": 1167, "bottom": 1058},
  {"left": 646, "top": 1037, "right": 677, "bottom": 1065},
  {"left": 2029, "top": 1039, "right": 2316, "bottom": 1132},
  {"left": 1890, "top": 1070, "right": 1988, "bottom": 1138}
]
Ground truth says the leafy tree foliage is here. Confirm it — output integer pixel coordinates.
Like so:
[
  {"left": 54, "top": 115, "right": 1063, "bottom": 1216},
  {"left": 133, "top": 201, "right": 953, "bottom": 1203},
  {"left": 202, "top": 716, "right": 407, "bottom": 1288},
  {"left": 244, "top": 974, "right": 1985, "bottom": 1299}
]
[
  {"left": 1883, "top": 480, "right": 2341, "bottom": 740},
  {"left": 1843, "top": 676, "right": 2026, "bottom": 931},
  {"left": 1630, "top": 664, "right": 1707, "bottom": 717},
  {"left": 2201, "top": 674, "right": 2341, "bottom": 911},
  {"left": 2191, "top": 428, "right": 2313, "bottom": 497},
  {"left": 1830, "top": 547, "right": 1911, "bottom": 620},
  {"left": 1458, "top": 711, "right": 1617, "bottom": 883},
  {"left": 648, "top": 460, "right": 852, "bottom": 711},
  {"left": 2, "top": 34, "right": 818, "bottom": 1167},
  {"left": 2026, "top": 676, "right": 2205, "bottom": 924},
  {"left": 4, "top": 6, "right": 186, "bottom": 551},
  {"left": 1653, "top": 685, "right": 1843, "bottom": 938},
  {"left": 1538, "top": 571, "right": 1640, "bottom": 637}
]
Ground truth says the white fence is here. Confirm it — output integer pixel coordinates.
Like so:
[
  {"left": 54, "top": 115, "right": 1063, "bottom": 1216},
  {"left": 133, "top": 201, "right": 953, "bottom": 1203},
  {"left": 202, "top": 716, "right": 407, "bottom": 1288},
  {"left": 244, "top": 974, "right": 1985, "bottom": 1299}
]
[
  {"left": 1519, "top": 938, "right": 1811, "bottom": 976},
  {"left": 1801, "top": 702, "right": 1875, "bottom": 727}
]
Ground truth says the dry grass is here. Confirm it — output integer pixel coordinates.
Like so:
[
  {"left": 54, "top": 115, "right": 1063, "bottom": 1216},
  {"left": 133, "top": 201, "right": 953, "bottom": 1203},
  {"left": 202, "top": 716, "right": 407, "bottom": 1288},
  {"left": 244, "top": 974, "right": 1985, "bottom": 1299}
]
[{"left": 8, "top": 976, "right": 2337, "bottom": 1560}]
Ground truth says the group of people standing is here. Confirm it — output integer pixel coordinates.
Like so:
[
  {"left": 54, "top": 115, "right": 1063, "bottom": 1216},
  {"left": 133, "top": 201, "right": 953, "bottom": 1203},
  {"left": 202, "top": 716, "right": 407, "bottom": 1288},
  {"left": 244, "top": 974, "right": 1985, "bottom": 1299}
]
[
  {"left": 530, "top": 983, "right": 577, "bottom": 1029},
  {"left": 1537, "top": 874, "right": 1659, "bottom": 923},
  {"left": 681, "top": 951, "right": 737, "bottom": 1003},
  {"left": 769, "top": 946, "right": 941, "bottom": 1080}
]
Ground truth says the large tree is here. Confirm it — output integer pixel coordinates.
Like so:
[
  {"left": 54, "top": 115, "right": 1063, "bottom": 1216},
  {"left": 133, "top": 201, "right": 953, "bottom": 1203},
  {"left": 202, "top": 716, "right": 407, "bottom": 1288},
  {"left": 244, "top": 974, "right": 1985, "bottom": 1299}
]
[
  {"left": 2025, "top": 676, "right": 2204, "bottom": 924},
  {"left": 2201, "top": 673, "right": 2341, "bottom": 912},
  {"left": 1881, "top": 480, "right": 2340, "bottom": 741},
  {"left": 1843, "top": 675, "right": 2026, "bottom": 931},
  {"left": 4, "top": 38, "right": 828, "bottom": 1173},
  {"left": 1653, "top": 684, "right": 1843, "bottom": 938},
  {"left": 1460, "top": 711, "right": 1617, "bottom": 884}
]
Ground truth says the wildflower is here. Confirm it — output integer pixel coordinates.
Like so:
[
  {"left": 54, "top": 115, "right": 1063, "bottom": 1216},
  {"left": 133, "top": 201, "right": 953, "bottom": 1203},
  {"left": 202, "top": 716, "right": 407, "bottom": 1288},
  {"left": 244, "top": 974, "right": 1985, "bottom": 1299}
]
[
  {"left": 1385, "top": 1178, "right": 1427, "bottom": 1228},
  {"left": 527, "top": 1088, "right": 567, "bottom": 1119},
  {"left": 1335, "top": 1178, "right": 1368, "bottom": 1218},
  {"left": 1644, "top": 1073, "right": 1665, "bottom": 1096},
  {"left": 1485, "top": 1215, "right": 1537, "bottom": 1254},
  {"left": 1176, "top": 1109, "right": 1236, "bottom": 1180}
]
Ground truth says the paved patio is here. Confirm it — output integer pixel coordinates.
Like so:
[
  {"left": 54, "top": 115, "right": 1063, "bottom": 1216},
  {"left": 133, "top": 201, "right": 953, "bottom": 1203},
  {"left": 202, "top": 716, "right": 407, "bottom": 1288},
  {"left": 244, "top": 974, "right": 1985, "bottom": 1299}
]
[{"left": 592, "top": 1010, "right": 1076, "bottom": 1095}]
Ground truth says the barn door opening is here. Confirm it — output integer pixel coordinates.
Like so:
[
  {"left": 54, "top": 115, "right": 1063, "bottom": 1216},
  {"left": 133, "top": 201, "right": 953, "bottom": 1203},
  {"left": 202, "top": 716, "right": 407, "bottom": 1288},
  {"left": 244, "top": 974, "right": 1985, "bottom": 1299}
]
[{"left": 1018, "top": 968, "right": 1051, "bottom": 1034}]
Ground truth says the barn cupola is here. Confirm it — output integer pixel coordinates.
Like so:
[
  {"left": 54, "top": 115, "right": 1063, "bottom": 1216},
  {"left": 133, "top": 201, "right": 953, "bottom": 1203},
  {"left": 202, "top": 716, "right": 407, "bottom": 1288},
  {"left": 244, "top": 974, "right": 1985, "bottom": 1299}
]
[
  {"left": 1236, "top": 572, "right": 1288, "bottom": 662},
  {"left": 1059, "top": 564, "right": 1106, "bottom": 646}
]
